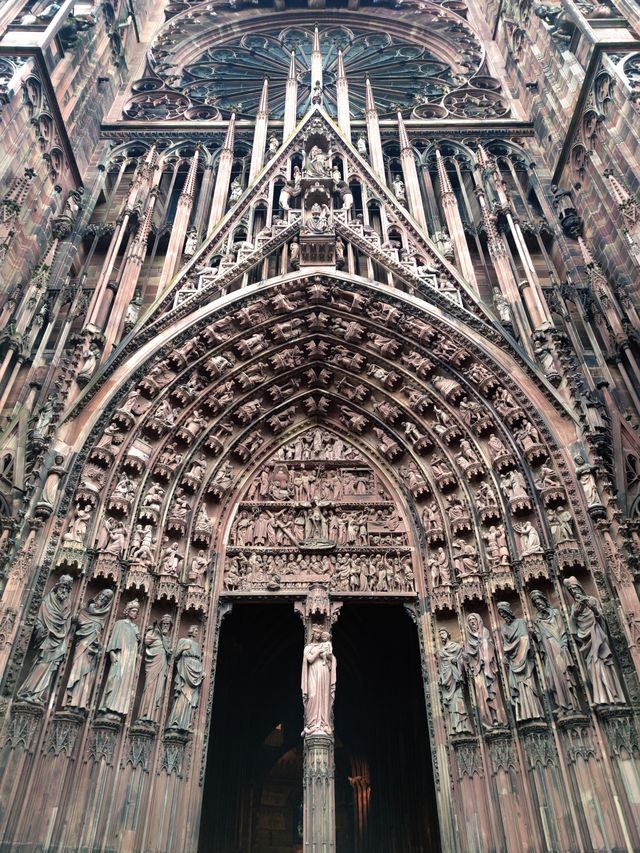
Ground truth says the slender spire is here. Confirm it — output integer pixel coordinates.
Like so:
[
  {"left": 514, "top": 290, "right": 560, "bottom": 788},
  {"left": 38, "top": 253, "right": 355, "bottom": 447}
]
[
  {"left": 397, "top": 111, "right": 411, "bottom": 154},
  {"left": 365, "top": 76, "right": 376, "bottom": 115},
  {"left": 435, "top": 149, "right": 455, "bottom": 202},
  {"left": 606, "top": 172, "right": 632, "bottom": 206},
  {"left": 336, "top": 50, "right": 350, "bottom": 136},
  {"left": 223, "top": 112, "right": 236, "bottom": 151},
  {"left": 249, "top": 80, "right": 270, "bottom": 181},
  {"left": 578, "top": 236, "right": 596, "bottom": 267},
  {"left": 180, "top": 148, "right": 200, "bottom": 202},
  {"left": 284, "top": 52, "right": 298, "bottom": 137},
  {"left": 311, "top": 27, "right": 323, "bottom": 92},
  {"left": 257, "top": 77, "right": 269, "bottom": 118},
  {"left": 363, "top": 77, "right": 384, "bottom": 177}
]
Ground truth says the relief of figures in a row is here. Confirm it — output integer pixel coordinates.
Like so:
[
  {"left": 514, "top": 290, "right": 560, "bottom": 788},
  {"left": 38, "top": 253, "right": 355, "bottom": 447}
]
[
  {"left": 437, "top": 581, "right": 626, "bottom": 737},
  {"left": 223, "top": 549, "right": 415, "bottom": 593},
  {"left": 228, "top": 503, "right": 407, "bottom": 549},
  {"left": 244, "top": 462, "right": 379, "bottom": 503},
  {"left": 15, "top": 577, "right": 205, "bottom": 734}
]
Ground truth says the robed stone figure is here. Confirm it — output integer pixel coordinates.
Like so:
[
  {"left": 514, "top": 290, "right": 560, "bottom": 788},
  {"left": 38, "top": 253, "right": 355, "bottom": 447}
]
[
  {"left": 100, "top": 599, "right": 140, "bottom": 716},
  {"left": 65, "top": 588, "right": 114, "bottom": 709},
  {"left": 137, "top": 614, "right": 173, "bottom": 723},
  {"left": 301, "top": 627, "right": 336, "bottom": 736},
  {"left": 18, "top": 575, "right": 73, "bottom": 704},
  {"left": 166, "top": 626, "right": 204, "bottom": 732},
  {"left": 497, "top": 601, "right": 544, "bottom": 722},
  {"left": 464, "top": 613, "right": 507, "bottom": 728},
  {"left": 564, "top": 577, "right": 625, "bottom": 705},
  {"left": 530, "top": 589, "right": 579, "bottom": 712},
  {"left": 438, "top": 629, "right": 472, "bottom": 734}
]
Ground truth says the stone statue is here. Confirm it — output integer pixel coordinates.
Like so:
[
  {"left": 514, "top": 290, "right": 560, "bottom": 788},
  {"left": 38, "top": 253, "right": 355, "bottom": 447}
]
[
  {"left": 547, "top": 507, "right": 575, "bottom": 543},
  {"left": 464, "top": 612, "right": 507, "bottom": 728},
  {"left": 228, "top": 177, "right": 243, "bottom": 203},
  {"left": 492, "top": 287, "right": 512, "bottom": 324},
  {"left": 64, "top": 504, "right": 92, "bottom": 542},
  {"left": 356, "top": 135, "right": 367, "bottom": 156},
  {"left": 18, "top": 575, "right": 73, "bottom": 704},
  {"left": 438, "top": 629, "right": 472, "bottom": 734},
  {"left": 166, "top": 626, "right": 204, "bottom": 732},
  {"left": 497, "top": 601, "right": 544, "bottom": 721},
  {"left": 529, "top": 590, "right": 579, "bottom": 712},
  {"left": 100, "top": 600, "right": 140, "bottom": 717},
  {"left": 183, "top": 226, "right": 198, "bottom": 257},
  {"left": 574, "top": 455, "right": 603, "bottom": 507},
  {"left": 137, "top": 614, "right": 173, "bottom": 723},
  {"left": 428, "top": 547, "right": 450, "bottom": 586},
  {"left": 188, "top": 551, "right": 208, "bottom": 587},
  {"left": 65, "top": 588, "right": 115, "bottom": 709},
  {"left": 513, "top": 521, "right": 544, "bottom": 556},
  {"left": 301, "top": 626, "right": 336, "bottom": 736},
  {"left": 563, "top": 577, "right": 625, "bottom": 705},
  {"left": 289, "top": 236, "right": 300, "bottom": 270},
  {"left": 160, "top": 542, "right": 183, "bottom": 577},
  {"left": 77, "top": 342, "right": 101, "bottom": 384},
  {"left": 306, "top": 144, "right": 328, "bottom": 177},
  {"left": 392, "top": 175, "right": 406, "bottom": 202},
  {"left": 98, "top": 517, "right": 128, "bottom": 556}
]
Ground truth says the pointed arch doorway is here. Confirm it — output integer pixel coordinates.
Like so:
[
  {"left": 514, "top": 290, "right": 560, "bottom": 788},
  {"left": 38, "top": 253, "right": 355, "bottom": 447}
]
[
  {"left": 200, "top": 601, "right": 439, "bottom": 853},
  {"left": 200, "top": 426, "right": 440, "bottom": 852}
]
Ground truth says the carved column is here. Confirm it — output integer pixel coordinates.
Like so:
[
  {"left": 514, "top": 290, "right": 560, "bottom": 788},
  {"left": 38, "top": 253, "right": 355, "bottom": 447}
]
[
  {"left": 296, "top": 586, "right": 340, "bottom": 853},
  {"left": 303, "top": 733, "right": 336, "bottom": 853}
]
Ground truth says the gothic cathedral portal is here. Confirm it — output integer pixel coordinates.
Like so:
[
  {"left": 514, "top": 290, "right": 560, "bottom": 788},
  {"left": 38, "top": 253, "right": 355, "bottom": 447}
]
[{"left": 0, "top": 0, "right": 639, "bottom": 850}]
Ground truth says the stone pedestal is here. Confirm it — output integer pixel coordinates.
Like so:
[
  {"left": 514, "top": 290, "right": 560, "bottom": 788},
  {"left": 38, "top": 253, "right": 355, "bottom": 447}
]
[{"left": 303, "top": 732, "right": 336, "bottom": 852}]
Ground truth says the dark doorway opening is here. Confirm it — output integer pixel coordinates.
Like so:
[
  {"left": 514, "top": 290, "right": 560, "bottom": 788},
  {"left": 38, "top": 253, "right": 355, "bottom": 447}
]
[
  {"left": 200, "top": 601, "right": 439, "bottom": 853},
  {"left": 333, "top": 603, "right": 440, "bottom": 853},
  {"left": 200, "top": 603, "right": 305, "bottom": 853}
]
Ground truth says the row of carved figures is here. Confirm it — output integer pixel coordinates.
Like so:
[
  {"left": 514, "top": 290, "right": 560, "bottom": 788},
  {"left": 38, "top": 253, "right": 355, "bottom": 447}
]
[
  {"left": 228, "top": 504, "right": 406, "bottom": 548},
  {"left": 438, "top": 581, "right": 625, "bottom": 735},
  {"left": 224, "top": 551, "right": 414, "bottom": 592},
  {"left": 245, "top": 463, "right": 376, "bottom": 502},
  {"left": 16, "top": 577, "right": 204, "bottom": 732}
]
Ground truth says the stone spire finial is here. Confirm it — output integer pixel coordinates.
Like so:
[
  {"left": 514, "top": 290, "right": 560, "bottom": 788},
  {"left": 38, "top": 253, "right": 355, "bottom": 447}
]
[
  {"left": 365, "top": 76, "right": 377, "bottom": 116},
  {"left": 397, "top": 111, "right": 411, "bottom": 154},
  {"left": 222, "top": 113, "right": 236, "bottom": 151},
  {"left": 181, "top": 148, "right": 199, "bottom": 201},
  {"left": 311, "top": 27, "right": 323, "bottom": 93},
  {"left": 336, "top": 50, "right": 350, "bottom": 136},
  {"left": 257, "top": 77, "right": 269, "bottom": 119}
]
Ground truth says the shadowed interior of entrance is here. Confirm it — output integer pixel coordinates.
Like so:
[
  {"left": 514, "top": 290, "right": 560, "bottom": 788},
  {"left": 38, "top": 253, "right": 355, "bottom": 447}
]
[{"left": 200, "top": 601, "right": 439, "bottom": 852}]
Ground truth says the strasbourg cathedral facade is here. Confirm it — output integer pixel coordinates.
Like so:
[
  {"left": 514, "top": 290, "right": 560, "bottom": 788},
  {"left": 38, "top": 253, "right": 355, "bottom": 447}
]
[{"left": 1, "top": 0, "right": 640, "bottom": 845}]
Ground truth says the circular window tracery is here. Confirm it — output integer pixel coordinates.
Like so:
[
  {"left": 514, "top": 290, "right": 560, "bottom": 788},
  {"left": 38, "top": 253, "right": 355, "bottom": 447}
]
[{"left": 152, "top": 24, "right": 468, "bottom": 119}]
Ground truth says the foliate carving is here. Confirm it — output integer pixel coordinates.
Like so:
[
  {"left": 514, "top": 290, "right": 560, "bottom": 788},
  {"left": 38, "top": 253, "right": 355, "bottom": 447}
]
[
  {"left": 3, "top": 701, "right": 43, "bottom": 750},
  {"left": 454, "top": 738, "right": 484, "bottom": 778},
  {"left": 47, "top": 710, "right": 84, "bottom": 757},
  {"left": 162, "top": 731, "right": 188, "bottom": 776},
  {"left": 523, "top": 732, "right": 557, "bottom": 769},
  {"left": 88, "top": 717, "right": 121, "bottom": 765},
  {"left": 602, "top": 713, "right": 639, "bottom": 759},
  {"left": 488, "top": 736, "right": 518, "bottom": 775},
  {"left": 126, "top": 723, "right": 156, "bottom": 770}
]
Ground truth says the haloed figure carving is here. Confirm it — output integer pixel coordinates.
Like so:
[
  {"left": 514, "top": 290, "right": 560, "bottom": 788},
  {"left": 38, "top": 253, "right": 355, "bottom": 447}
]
[
  {"left": 301, "top": 626, "right": 336, "bottom": 736},
  {"left": 138, "top": 614, "right": 173, "bottom": 723},
  {"left": 65, "top": 588, "right": 115, "bottom": 709},
  {"left": 563, "top": 577, "right": 625, "bottom": 705},
  {"left": 438, "top": 628, "right": 472, "bottom": 734},
  {"left": 18, "top": 575, "right": 73, "bottom": 704},
  {"left": 166, "top": 626, "right": 204, "bottom": 732}
]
